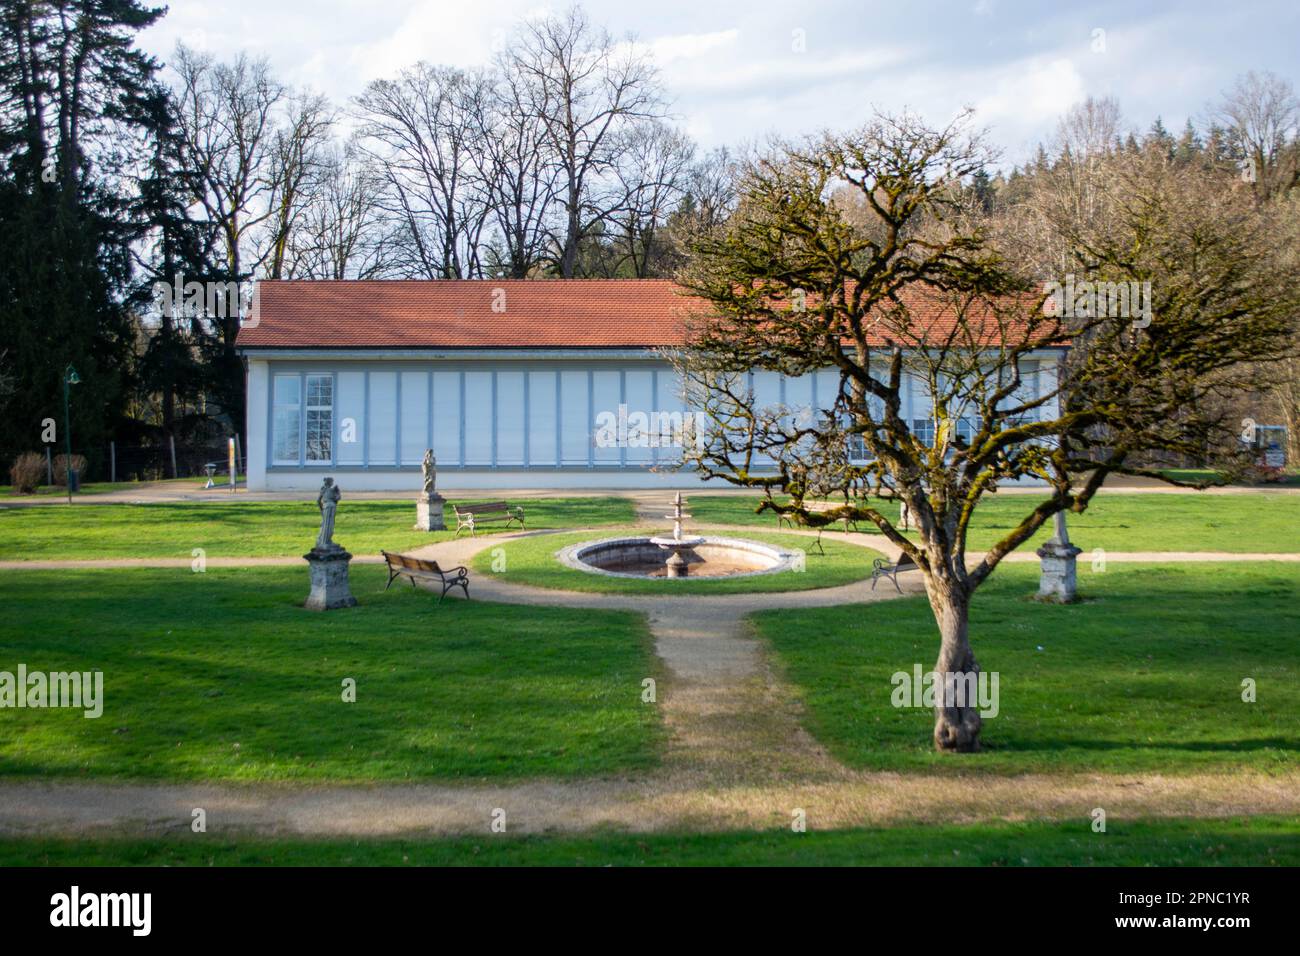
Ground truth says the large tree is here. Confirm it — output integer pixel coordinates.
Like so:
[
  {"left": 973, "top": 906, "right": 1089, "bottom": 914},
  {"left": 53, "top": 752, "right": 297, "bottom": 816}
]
[
  {"left": 0, "top": 0, "right": 166, "bottom": 464},
  {"left": 507, "top": 5, "right": 665, "bottom": 277},
  {"left": 674, "top": 111, "right": 1298, "bottom": 752}
]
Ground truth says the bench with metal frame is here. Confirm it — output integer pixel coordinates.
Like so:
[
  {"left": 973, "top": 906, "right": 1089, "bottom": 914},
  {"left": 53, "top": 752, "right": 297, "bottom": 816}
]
[
  {"left": 381, "top": 550, "right": 470, "bottom": 602},
  {"left": 452, "top": 501, "right": 525, "bottom": 537},
  {"left": 871, "top": 551, "right": 919, "bottom": 593}
]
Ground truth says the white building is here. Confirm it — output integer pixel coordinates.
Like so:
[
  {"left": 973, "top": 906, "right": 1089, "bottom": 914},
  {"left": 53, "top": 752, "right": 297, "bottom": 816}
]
[{"left": 237, "top": 279, "right": 1061, "bottom": 491}]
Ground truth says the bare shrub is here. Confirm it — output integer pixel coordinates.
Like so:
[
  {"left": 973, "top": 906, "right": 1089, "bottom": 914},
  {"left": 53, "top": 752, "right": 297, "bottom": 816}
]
[
  {"left": 51, "top": 453, "right": 87, "bottom": 486},
  {"left": 9, "top": 452, "right": 45, "bottom": 494}
]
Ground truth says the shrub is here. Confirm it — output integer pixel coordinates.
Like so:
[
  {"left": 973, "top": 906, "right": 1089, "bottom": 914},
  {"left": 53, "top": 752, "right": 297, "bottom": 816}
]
[
  {"left": 51, "top": 453, "right": 87, "bottom": 486},
  {"left": 9, "top": 452, "right": 45, "bottom": 494}
]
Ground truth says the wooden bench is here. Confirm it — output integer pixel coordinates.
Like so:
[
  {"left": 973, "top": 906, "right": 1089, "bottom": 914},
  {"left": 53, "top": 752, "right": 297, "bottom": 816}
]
[
  {"left": 381, "top": 550, "right": 470, "bottom": 602},
  {"left": 452, "top": 501, "right": 525, "bottom": 537},
  {"left": 871, "top": 552, "right": 918, "bottom": 593}
]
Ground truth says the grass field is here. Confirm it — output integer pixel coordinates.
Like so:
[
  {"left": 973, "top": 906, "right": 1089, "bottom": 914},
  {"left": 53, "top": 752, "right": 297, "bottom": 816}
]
[
  {"left": 0, "top": 497, "right": 635, "bottom": 560},
  {"left": 3, "top": 815, "right": 1295, "bottom": 866},
  {"left": 471, "top": 528, "right": 881, "bottom": 594},
  {"left": 751, "top": 562, "right": 1300, "bottom": 774},
  {"left": 0, "top": 565, "right": 662, "bottom": 781},
  {"left": 689, "top": 492, "right": 1300, "bottom": 552}
]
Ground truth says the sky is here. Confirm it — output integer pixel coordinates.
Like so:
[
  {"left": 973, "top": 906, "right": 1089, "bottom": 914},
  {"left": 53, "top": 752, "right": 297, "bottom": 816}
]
[{"left": 137, "top": 0, "right": 1300, "bottom": 168}]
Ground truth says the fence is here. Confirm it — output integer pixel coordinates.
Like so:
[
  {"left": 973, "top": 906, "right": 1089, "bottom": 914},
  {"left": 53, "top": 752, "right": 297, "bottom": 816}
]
[{"left": 4, "top": 438, "right": 245, "bottom": 487}]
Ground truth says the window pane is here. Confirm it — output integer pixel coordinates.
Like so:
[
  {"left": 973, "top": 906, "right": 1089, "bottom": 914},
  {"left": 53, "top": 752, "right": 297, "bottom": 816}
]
[
  {"left": 305, "top": 409, "right": 331, "bottom": 462},
  {"left": 655, "top": 368, "right": 688, "bottom": 466},
  {"left": 271, "top": 374, "right": 301, "bottom": 465},
  {"left": 400, "top": 372, "right": 429, "bottom": 465},
  {"left": 337, "top": 372, "right": 365, "bottom": 464},
  {"left": 273, "top": 374, "right": 300, "bottom": 405},
  {"left": 561, "top": 370, "right": 589, "bottom": 466},
  {"left": 369, "top": 371, "right": 397, "bottom": 465},
  {"left": 305, "top": 374, "right": 332, "bottom": 463},
  {"left": 528, "top": 371, "right": 557, "bottom": 466},
  {"left": 752, "top": 370, "right": 781, "bottom": 415},
  {"left": 463, "top": 371, "right": 493, "bottom": 464},
  {"left": 273, "top": 408, "right": 300, "bottom": 464},
  {"left": 432, "top": 371, "right": 462, "bottom": 466},
  {"left": 785, "top": 374, "right": 814, "bottom": 427},
  {"left": 496, "top": 371, "right": 525, "bottom": 466},
  {"left": 624, "top": 370, "right": 654, "bottom": 464},
  {"left": 306, "top": 374, "right": 332, "bottom": 408},
  {"left": 592, "top": 370, "right": 621, "bottom": 463}
]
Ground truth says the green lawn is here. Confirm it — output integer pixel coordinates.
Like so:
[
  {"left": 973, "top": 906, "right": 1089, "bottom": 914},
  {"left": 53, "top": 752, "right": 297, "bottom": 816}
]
[
  {"left": 3, "top": 816, "right": 1295, "bottom": 866},
  {"left": 0, "top": 565, "right": 661, "bottom": 781},
  {"left": 1160, "top": 468, "right": 1300, "bottom": 487},
  {"left": 751, "top": 562, "right": 1300, "bottom": 774},
  {"left": 0, "top": 497, "right": 634, "bottom": 560},
  {"left": 689, "top": 492, "right": 1300, "bottom": 553},
  {"left": 471, "top": 528, "right": 881, "bottom": 594}
]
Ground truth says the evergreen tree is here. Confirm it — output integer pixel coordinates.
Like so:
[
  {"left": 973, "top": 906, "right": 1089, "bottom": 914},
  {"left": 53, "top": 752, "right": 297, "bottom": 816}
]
[{"left": 0, "top": 0, "right": 167, "bottom": 472}]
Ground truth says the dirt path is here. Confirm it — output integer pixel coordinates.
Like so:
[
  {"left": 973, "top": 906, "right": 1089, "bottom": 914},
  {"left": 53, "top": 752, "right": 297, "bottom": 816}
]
[{"left": 3, "top": 520, "right": 1298, "bottom": 838}]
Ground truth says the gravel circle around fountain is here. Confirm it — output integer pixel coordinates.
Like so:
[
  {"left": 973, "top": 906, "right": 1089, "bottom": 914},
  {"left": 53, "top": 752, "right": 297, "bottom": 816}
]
[{"left": 469, "top": 528, "right": 885, "bottom": 595}]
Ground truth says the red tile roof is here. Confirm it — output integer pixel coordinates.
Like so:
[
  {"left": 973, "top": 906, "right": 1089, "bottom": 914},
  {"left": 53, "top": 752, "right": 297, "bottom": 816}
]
[
  {"left": 237, "top": 279, "right": 701, "bottom": 349},
  {"left": 235, "top": 279, "right": 1057, "bottom": 350}
]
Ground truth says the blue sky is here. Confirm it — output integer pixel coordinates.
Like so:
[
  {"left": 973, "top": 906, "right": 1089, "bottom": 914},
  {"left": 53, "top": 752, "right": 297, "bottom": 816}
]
[{"left": 139, "top": 0, "right": 1300, "bottom": 167}]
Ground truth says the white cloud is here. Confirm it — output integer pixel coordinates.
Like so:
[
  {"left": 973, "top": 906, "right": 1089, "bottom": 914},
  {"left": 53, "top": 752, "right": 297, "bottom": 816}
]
[{"left": 643, "top": 29, "right": 740, "bottom": 64}]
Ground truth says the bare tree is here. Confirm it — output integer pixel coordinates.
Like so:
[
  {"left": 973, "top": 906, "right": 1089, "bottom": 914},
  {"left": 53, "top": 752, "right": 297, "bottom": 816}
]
[
  {"left": 607, "top": 120, "right": 694, "bottom": 276},
  {"left": 1216, "top": 70, "right": 1300, "bottom": 200},
  {"left": 263, "top": 90, "right": 337, "bottom": 278},
  {"left": 173, "top": 44, "right": 285, "bottom": 295},
  {"left": 354, "top": 63, "right": 495, "bottom": 278},
  {"left": 477, "top": 68, "right": 557, "bottom": 277},
  {"left": 508, "top": 5, "right": 666, "bottom": 276},
  {"left": 285, "top": 141, "right": 393, "bottom": 279}
]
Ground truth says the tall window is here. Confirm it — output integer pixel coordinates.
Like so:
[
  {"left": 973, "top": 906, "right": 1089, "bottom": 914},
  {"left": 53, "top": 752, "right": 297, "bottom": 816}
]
[
  {"left": 911, "top": 418, "right": 936, "bottom": 446},
  {"left": 304, "top": 374, "right": 333, "bottom": 462},
  {"left": 272, "top": 375, "right": 301, "bottom": 464}
]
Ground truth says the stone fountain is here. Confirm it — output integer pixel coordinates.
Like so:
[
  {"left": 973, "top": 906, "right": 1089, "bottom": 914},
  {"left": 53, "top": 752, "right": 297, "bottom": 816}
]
[{"left": 649, "top": 492, "right": 706, "bottom": 578}]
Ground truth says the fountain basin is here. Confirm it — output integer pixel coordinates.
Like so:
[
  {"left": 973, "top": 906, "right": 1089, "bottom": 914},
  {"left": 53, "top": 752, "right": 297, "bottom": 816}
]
[{"left": 557, "top": 535, "right": 799, "bottom": 580}]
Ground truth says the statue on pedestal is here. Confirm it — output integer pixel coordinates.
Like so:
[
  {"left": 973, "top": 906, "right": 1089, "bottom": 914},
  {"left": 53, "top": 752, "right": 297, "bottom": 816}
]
[
  {"left": 415, "top": 449, "right": 447, "bottom": 531},
  {"left": 1036, "top": 510, "right": 1082, "bottom": 603},
  {"left": 304, "top": 477, "right": 356, "bottom": 610}
]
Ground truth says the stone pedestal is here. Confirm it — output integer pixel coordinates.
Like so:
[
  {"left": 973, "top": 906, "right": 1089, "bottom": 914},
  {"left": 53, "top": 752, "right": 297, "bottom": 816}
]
[
  {"left": 664, "top": 550, "right": 688, "bottom": 578},
  {"left": 1036, "top": 540, "right": 1082, "bottom": 603},
  {"left": 304, "top": 547, "right": 357, "bottom": 610},
  {"left": 415, "top": 494, "right": 446, "bottom": 531}
]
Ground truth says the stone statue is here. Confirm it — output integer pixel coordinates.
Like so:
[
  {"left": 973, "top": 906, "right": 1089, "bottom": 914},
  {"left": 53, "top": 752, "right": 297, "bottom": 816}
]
[
  {"left": 421, "top": 449, "right": 437, "bottom": 498},
  {"left": 304, "top": 476, "right": 355, "bottom": 610},
  {"left": 415, "top": 448, "right": 446, "bottom": 531},
  {"left": 315, "top": 477, "right": 341, "bottom": 551}
]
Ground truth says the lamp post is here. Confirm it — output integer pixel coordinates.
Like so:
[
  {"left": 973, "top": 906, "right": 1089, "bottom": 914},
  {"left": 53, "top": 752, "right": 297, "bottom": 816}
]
[{"left": 62, "top": 364, "right": 79, "bottom": 505}]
